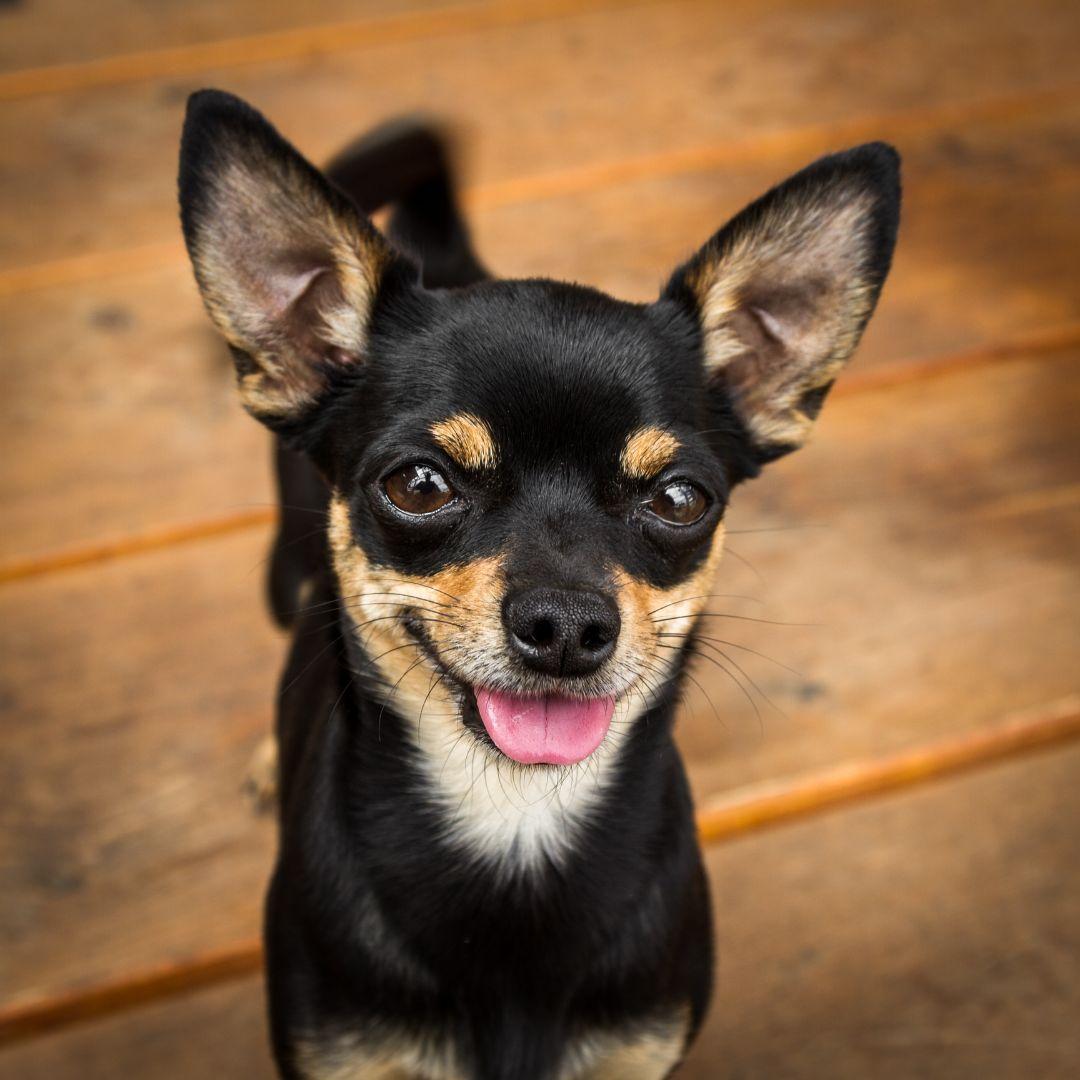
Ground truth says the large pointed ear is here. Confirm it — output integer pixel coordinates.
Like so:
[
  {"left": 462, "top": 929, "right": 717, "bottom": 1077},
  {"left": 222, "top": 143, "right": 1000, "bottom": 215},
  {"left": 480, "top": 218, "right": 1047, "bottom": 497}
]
[
  {"left": 179, "top": 90, "right": 405, "bottom": 429},
  {"left": 664, "top": 143, "right": 900, "bottom": 465}
]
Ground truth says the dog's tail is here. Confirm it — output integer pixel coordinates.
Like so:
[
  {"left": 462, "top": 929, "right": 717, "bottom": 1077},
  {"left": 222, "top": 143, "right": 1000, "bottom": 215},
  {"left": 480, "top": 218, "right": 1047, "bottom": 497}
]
[
  {"left": 326, "top": 118, "right": 488, "bottom": 289},
  {"left": 269, "top": 121, "right": 484, "bottom": 629}
]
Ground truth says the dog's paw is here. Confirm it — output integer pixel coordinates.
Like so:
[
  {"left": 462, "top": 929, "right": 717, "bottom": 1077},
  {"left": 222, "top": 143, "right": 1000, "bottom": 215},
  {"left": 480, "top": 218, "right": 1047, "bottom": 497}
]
[{"left": 242, "top": 734, "right": 279, "bottom": 814}]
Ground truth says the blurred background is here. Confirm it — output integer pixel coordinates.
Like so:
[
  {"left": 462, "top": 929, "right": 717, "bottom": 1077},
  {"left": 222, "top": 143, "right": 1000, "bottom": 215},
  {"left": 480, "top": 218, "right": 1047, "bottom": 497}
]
[{"left": 1, "top": 1, "right": 1079, "bottom": 1076}]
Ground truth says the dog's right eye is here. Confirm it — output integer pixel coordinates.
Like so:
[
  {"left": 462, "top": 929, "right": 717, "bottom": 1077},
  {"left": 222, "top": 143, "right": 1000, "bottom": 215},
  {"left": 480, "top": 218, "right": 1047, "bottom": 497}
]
[{"left": 383, "top": 463, "right": 456, "bottom": 516}]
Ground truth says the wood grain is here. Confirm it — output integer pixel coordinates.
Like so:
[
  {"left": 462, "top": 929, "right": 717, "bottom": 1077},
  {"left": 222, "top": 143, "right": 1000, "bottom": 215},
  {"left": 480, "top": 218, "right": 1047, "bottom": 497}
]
[
  {"left": 0, "top": 531, "right": 281, "bottom": 1015},
  {"left": 696, "top": 696, "right": 1080, "bottom": 842},
  {"left": 1, "top": 0, "right": 1077, "bottom": 273},
  {"left": 1, "top": 350, "right": 1075, "bottom": 1017},
  {"left": 0, "top": 0, "right": 646, "bottom": 99},
  {"left": 0, "top": 977, "right": 275, "bottom": 1079},
  {"left": 686, "top": 744, "right": 1080, "bottom": 1077},
  {"left": 4, "top": 744, "right": 1078, "bottom": 1077},
  {"left": 2, "top": 100, "right": 1079, "bottom": 567},
  {"left": 0, "top": 0, "right": 449, "bottom": 76},
  {"left": 0, "top": 940, "right": 262, "bottom": 1047},
  {"left": 4, "top": 696, "right": 1077, "bottom": 1047}
]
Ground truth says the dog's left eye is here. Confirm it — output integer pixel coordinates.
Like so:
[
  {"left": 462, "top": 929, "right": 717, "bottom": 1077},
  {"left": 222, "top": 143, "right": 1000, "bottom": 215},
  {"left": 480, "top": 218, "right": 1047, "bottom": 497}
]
[
  {"left": 383, "top": 463, "right": 456, "bottom": 515},
  {"left": 645, "top": 481, "right": 708, "bottom": 526}
]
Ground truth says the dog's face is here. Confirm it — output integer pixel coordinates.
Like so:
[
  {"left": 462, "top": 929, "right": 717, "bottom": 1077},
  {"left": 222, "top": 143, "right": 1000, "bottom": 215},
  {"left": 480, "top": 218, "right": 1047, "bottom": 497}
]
[
  {"left": 321, "top": 281, "right": 734, "bottom": 765},
  {"left": 179, "top": 92, "right": 899, "bottom": 780}
]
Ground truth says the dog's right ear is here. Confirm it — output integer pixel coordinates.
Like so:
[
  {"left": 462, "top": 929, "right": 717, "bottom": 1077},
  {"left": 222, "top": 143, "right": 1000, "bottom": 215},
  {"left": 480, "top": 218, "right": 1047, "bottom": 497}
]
[{"left": 179, "top": 90, "right": 405, "bottom": 430}]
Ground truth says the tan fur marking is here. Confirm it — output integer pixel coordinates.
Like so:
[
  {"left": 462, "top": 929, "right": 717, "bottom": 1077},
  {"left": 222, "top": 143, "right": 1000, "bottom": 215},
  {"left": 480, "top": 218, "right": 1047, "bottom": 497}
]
[
  {"left": 328, "top": 501, "right": 497, "bottom": 727},
  {"left": 430, "top": 413, "right": 499, "bottom": 471},
  {"left": 620, "top": 426, "right": 681, "bottom": 480},
  {"left": 297, "top": 1009, "right": 688, "bottom": 1080},
  {"left": 295, "top": 1029, "right": 463, "bottom": 1080},
  {"left": 569, "top": 1007, "right": 691, "bottom": 1080},
  {"left": 584, "top": 1032, "right": 685, "bottom": 1080},
  {"left": 242, "top": 733, "right": 278, "bottom": 813},
  {"left": 613, "top": 523, "right": 726, "bottom": 681}
]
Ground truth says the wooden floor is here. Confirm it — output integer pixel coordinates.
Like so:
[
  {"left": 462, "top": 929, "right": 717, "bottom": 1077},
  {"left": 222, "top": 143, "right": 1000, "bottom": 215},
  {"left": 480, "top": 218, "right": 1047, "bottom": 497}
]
[{"left": 1, "top": 0, "right": 1079, "bottom": 1076}]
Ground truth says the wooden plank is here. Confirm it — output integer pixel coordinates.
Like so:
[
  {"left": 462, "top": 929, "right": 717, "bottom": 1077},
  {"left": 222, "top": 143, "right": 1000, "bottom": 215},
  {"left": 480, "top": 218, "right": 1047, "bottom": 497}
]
[
  {"left": 0, "top": 0, "right": 455, "bottom": 77},
  {"left": 1, "top": 0, "right": 1078, "bottom": 274},
  {"left": 0, "top": 349, "right": 1075, "bottom": 1017},
  {"left": 4, "top": 742, "right": 1078, "bottom": 1077},
  {"left": 0, "top": 530, "right": 280, "bottom": 1013},
  {"left": 0, "top": 977, "right": 275, "bottom": 1079},
  {"left": 696, "top": 696, "right": 1080, "bottom": 842},
  {"left": 0, "top": 0, "right": 644, "bottom": 100},
  {"left": 4, "top": 698, "right": 1078, "bottom": 1047},
  {"left": 3, "top": 100, "right": 1079, "bottom": 566},
  {"left": 0, "top": 267, "right": 273, "bottom": 565},
  {"left": 684, "top": 743, "right": 1080, "bottom": 1077}
]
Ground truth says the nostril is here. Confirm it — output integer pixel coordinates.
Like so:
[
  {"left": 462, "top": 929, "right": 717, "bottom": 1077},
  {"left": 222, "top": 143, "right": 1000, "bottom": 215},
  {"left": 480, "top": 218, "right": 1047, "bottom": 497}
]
[
  {"left": 524, "top": 618, "right": 556, "bottom": 648},
  {"left": 580, "top": 622, "right": 611, "bottom": 653}
]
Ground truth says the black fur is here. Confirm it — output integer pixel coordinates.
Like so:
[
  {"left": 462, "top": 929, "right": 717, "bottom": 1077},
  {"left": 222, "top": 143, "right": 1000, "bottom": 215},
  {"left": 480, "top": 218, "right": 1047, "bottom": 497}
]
[{"left": 177, "top": 90, "right": 900, "bottom": 1079}]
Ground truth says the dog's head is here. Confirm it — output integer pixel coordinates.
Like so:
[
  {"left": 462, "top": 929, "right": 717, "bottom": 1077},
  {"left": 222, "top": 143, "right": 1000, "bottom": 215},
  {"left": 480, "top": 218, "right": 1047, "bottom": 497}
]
[{"left": 179, "top": 91, "right": 899, "bottom": 774}]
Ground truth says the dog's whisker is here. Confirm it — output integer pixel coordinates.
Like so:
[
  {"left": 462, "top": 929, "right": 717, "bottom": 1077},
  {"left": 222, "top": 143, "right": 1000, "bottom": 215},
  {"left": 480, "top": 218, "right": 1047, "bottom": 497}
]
[
  {"left": 646, "top": 591, "right": 764, "bottom": 617},
  {"left": 374, "top": 654, "right": 433, "bottom": 741},
  {"left": 658, "top": 631, "right": 806, "bottom": 679},
  {"left": 375, "top": 577, "right": 464, "bottom": 605},
  {"left": 721, "top": 544, "right": 765, "bottom": 585},
  {"left": 652, "top": 612, "right": 815, "bottom": 628},
  {"left": 659, "top": 641, "right": 763, "bottom": 734},
  {"left": 677, "top": 661, "right": 731, "bottom": 733},
  {"left": 416, "top": 668, "right": 450, "bottom": 743},
  {"left": 692, "top": 637, "right": 789, "bottom": 724},
  {"left": 278, "top": 632, "right": 347, "bottom": 697},
  {"left": 352, "top": 590, "right": 455, "bottom": 610},
  {"left": 299, "top": 593, "right": 455, "bottom": 620},
  {"left": 725, "top": 523, "right": 826, "bottom": 535}
]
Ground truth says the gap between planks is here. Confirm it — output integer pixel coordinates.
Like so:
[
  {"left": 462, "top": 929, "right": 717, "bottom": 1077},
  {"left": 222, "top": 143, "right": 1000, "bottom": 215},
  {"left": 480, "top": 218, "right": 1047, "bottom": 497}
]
[
  {"left": 0, "top": 0, "right": 655, "bottom": 102},
  {"left": 1, "top": 694, "right": 1078, "bottom": 1048},
  {"left": 1, "top": 82, "right": 1077, "bottom": 298},
  {"left": 1, "top": 323, "right": 1077, "bottom": 588}
]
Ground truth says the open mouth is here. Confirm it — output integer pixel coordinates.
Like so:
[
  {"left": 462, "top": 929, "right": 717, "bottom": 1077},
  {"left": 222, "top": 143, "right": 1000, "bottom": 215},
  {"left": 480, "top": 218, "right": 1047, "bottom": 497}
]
[
  {"left": 473, "top": 688, "right": 616, "bottom": 766},
  {"left": 401, "top": 610, "right": 617, "bottom": 766}
]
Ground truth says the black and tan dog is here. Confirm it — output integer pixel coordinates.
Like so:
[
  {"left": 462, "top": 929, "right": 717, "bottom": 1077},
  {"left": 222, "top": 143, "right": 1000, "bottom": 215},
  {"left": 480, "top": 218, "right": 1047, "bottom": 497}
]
[{"left": 178, "top": 90, "right": 899, "bottom": 1079}]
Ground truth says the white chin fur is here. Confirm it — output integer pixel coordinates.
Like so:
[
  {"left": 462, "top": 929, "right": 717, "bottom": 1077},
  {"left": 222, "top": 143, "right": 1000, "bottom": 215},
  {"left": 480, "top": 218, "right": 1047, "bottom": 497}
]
[{"left": 408, "top": 684, "right": 655, "bottom": 875}]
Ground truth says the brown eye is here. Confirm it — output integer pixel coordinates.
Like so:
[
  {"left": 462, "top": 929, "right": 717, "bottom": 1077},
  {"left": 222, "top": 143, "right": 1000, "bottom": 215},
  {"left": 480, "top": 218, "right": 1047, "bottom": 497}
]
[
  {"left": 383, "top": 463, "right": 456, "bottom": 515},
  {"left": 646, "top": 481, "right": 707, "bottom": 526}
]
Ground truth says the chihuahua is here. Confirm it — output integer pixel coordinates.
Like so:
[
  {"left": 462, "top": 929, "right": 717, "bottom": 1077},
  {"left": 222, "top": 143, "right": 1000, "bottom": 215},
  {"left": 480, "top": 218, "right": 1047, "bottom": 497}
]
[{"left": 178, "top": 90, "right": 899, "bottom": 1079}]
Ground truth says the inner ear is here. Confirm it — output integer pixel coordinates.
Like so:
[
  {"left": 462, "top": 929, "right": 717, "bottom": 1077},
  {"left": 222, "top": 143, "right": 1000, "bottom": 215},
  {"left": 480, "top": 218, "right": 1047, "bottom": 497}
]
[
  {"left": 179, "top": 90, "right": 403, "bottom": 427},
  {"left": 665, "top": 143, "right": 900, "bottom": 462}
]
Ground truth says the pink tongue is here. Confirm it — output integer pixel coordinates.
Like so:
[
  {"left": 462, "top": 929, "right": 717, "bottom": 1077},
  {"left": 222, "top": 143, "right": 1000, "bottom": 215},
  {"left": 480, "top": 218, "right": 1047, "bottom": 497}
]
[{"left": 474, "top": 689, "right": 615, "bottom": 765}]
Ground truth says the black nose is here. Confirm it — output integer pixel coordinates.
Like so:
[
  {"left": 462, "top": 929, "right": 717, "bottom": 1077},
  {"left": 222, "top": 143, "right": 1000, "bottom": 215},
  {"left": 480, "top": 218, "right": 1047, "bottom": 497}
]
[{"left": 504, "top": 588, "right": 621, "bottom": 677}]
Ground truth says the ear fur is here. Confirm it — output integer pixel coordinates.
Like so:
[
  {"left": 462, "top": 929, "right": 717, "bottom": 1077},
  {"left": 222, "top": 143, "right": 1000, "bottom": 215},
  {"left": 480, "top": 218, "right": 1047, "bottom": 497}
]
[
  {"left": 664, "top": 143, "right": 901, "bottom": 463},
  {"left": 178, "top": 90, "right": 400, "bottom": 426}
]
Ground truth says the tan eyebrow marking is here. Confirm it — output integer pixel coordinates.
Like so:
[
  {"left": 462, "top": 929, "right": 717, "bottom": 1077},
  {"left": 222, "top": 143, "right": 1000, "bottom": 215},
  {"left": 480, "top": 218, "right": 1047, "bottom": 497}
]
[
  {"left": 429, "top": 413, "right": 499, "bottom": 471},
  {"left": 620, "top": 426, "right": 681, "bottom": 479}
]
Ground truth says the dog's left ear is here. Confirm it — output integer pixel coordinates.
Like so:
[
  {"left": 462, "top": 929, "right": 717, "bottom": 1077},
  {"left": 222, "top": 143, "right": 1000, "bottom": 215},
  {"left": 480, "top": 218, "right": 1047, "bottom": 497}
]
[
  {"left": 664, "top": 143, "right": 900, "bottom": 465},
  {"left": 179, "top": 90, "right": 405, "bottom": 430}
]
